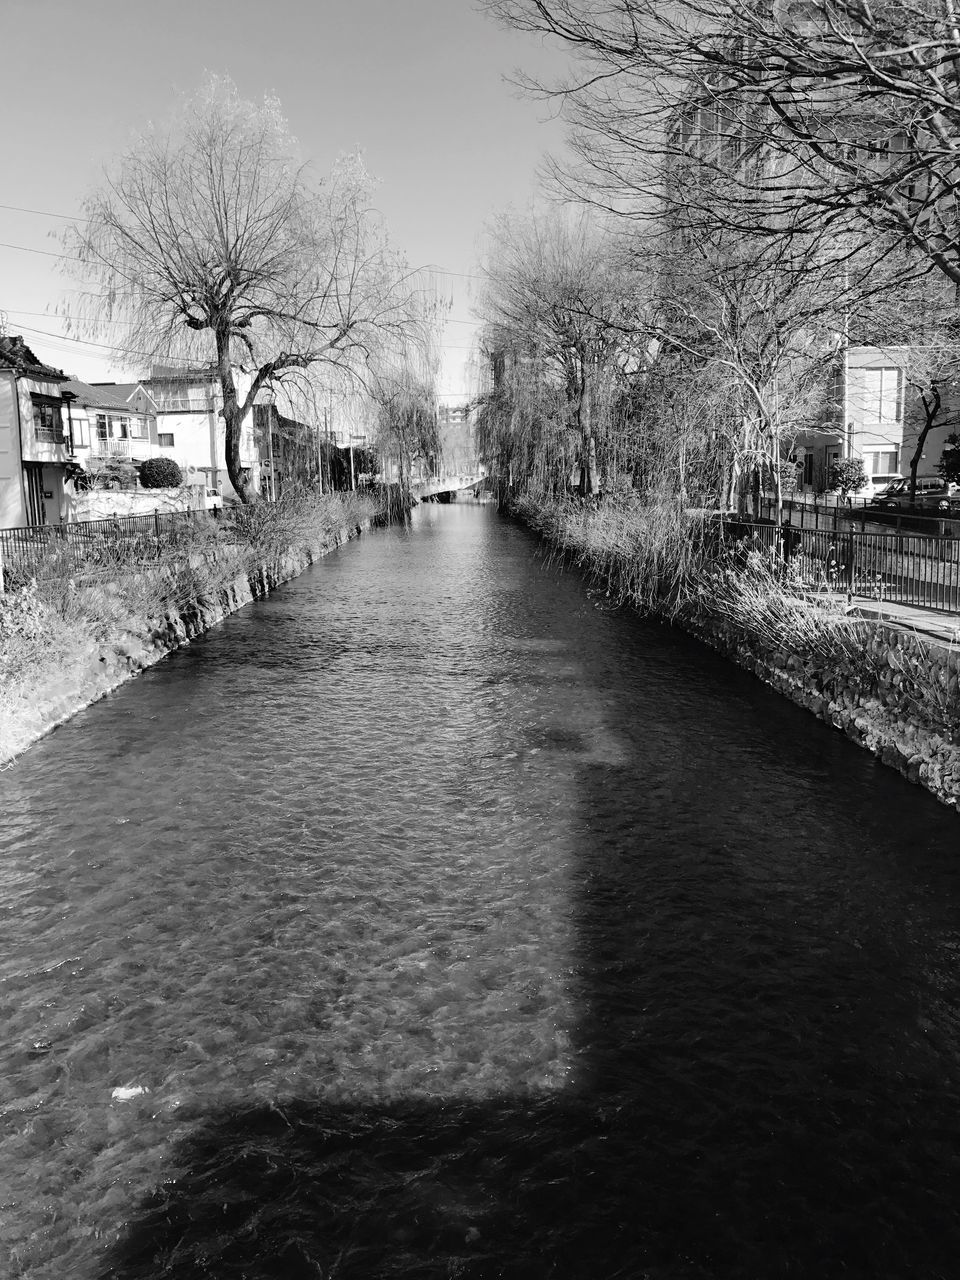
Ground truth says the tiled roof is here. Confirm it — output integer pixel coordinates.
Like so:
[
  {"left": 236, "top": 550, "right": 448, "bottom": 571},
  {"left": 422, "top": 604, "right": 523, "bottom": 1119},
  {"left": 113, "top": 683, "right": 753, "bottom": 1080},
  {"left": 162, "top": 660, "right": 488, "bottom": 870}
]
[
  {"left": 92, "top": 382, "right": 157, "bottom": 407},
  {"left": 61, "top": 378, "right": 147, "bottom": 413},
  {"left": 0, "top": 334, "right": 66, "bottom": 380}
]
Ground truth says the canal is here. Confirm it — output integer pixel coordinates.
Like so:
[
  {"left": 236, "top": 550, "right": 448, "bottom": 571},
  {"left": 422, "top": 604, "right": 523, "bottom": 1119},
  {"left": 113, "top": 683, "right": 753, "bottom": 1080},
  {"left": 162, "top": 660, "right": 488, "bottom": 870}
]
[{"left": 2, "top": 502, "right": 960, "bottom": 1278}]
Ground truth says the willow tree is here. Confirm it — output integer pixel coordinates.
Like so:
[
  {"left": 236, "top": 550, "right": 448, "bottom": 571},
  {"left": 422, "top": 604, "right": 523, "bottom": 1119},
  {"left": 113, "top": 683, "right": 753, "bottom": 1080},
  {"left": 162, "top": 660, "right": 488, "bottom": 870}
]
[
  {"left": 475, "top": 331, "right": 573, "bottom": 503},
  {"left": 65, "top": 75, "right": 417, "bottom": 501},
  {"left": 367, "top": 296, "right": 445, "bottom": 501},
  {"left": 477, "top": 208, "right": 646, "bottom": 497}
]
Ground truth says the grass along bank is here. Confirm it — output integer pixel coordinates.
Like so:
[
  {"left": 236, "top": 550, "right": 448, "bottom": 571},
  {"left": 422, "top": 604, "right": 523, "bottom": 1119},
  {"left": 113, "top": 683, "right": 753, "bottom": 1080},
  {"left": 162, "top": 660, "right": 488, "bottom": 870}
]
[
  {"left": 0, "top": 489, "right": 378, "bottom": 766},
  {"left": 513, "top": 492, "right": 960, "bottom": 810}
]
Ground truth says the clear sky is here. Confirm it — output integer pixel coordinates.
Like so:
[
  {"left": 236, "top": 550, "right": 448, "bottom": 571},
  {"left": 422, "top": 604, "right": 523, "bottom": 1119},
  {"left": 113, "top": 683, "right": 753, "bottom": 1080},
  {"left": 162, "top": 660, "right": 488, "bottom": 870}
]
[{"left": 0, "top": 0, "right": 571, "bottom": 399}]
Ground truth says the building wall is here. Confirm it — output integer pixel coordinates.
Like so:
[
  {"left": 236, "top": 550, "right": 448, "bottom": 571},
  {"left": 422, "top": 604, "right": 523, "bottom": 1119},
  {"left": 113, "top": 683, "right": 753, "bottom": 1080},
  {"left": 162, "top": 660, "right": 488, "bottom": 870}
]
[
  {"left": 0, "top": 372, "right": 27, "bottom": 529},
  {"left": 68, "top": 403, "right": 155, "bottom": 471},
  {"left": 793, "top": 346, "right": 910, "bottom": 496},
  {"left": 149, "top": 371, "right": 258, "bottom": 499},
  {"left": 845, "top": 347, "right": 907, "bottom": 486},
  {"left": 17, "top": 376, "right": 68, "bottom": 524}
]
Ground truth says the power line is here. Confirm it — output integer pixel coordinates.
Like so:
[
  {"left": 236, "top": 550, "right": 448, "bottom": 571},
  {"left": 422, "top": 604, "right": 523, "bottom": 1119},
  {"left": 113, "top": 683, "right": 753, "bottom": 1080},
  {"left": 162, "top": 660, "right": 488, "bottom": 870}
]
[
  {"left": 11, "top": 322, "right": 199, "bottom": 367},
  {"left": 12, "top": 321, "right": 482, "bottom": 375},
  {"left": 0, "top": 202, "right": 85, "bottom": 222},
  {"left": 0, "top": 213, "right": 483, "bottom": 281},
  {"left": 422, "top": 264, "right": 484, "bottom": 281},
  {"left": 7, "top": 307, "right": 480, "bottom": 336},
  {"left": 0, "top": 240, "right": 80, "bottom": 261},
  {"left": 0, "top": 206, "right": 484, "bottom": 276}
]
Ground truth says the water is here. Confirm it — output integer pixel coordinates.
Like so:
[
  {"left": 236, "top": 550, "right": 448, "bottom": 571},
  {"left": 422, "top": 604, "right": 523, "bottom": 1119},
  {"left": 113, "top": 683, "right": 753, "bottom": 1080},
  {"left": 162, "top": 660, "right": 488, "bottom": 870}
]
[{"left": 2, "top": 502, "right": 960, "bottom": 1279}]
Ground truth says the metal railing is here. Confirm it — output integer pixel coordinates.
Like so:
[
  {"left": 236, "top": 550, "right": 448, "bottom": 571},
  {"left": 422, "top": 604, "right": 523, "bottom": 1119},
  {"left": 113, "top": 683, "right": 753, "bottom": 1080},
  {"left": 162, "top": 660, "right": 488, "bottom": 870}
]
[
  {"left": 0, "top": 509, "right": 216, "bottom": 587},
  {"left": 90, "top": 437, "right": 133, "bottom": 457},
  {"left": 723, "top": 517, "right": 960, "bottom": 612},
  {"left": 760, "top": 496, "right": 960, "bottom": 536}
]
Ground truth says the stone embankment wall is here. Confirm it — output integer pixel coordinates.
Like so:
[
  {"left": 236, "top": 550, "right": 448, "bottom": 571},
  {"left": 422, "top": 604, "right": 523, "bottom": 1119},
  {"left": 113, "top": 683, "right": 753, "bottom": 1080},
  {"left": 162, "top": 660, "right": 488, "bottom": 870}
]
[
  {"left": 2, "top": 521, "right": 367, "bottom": 765},
  {"left": 682, "top": 613, "right": 960, "bottom": 811},
  {"left": 509, "top": 498, "right": 960, "bottom": 813}
]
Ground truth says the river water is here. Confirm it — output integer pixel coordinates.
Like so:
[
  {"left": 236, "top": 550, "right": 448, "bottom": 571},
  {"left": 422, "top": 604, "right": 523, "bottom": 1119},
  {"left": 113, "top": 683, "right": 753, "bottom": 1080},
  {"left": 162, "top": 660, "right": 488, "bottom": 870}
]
[{"left": 2, "top": 502, "right": 960, "bottom": 1279}]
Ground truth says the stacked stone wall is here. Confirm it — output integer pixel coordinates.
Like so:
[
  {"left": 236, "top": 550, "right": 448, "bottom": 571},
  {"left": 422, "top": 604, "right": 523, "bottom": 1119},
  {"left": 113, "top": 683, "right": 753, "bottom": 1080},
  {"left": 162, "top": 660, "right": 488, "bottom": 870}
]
[
  {"left": 682, "top": 613, "right": 960, "bottom": 810},
  {"left": 1, "top": 521, "right": 368, "bottom": 765}
]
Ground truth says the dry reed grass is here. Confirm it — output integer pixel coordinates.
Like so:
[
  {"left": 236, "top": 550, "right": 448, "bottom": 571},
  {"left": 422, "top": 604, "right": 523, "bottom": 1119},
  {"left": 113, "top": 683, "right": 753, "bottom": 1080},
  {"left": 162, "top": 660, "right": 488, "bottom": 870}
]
[
  {"left": 514, "top": 493, "right": 870, "bottom": 663},
  {"left": 514, "top": 492, "right": 709, "bottom": 617}
]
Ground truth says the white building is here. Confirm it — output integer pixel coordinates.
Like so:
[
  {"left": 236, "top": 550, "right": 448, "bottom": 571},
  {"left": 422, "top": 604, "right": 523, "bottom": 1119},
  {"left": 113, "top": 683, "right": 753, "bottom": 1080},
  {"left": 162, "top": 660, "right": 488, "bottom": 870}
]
[{"left": 141, "top": 365, "right": 260, "bottom": 500}]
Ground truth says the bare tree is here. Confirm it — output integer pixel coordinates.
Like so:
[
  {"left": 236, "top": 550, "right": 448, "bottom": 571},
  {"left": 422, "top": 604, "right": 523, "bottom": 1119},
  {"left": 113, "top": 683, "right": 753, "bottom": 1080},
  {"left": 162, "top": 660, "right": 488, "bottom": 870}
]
[
  {"left": 474, "top": 331, "right": 576, "bottom": 502},
  {"left": 843, "top": 277, "right": 960, "bottom": 495},
  {"left": 369, "top": 360, "right": 442, "bottom": 497},
  {"left": 486, "top": 0, "right": 960, "bottom": 294},
  {"left": 894, "top": 341, "right": 960, "bottom": 496},
  {"left": 64, "top": 75, "right": 418, "bottom": 501},
  {"left": 476, "top": 207, "right": 647, "bottom": 496},
  {"left": 366, "top": 290, "right": 447, "bottom": 500}
]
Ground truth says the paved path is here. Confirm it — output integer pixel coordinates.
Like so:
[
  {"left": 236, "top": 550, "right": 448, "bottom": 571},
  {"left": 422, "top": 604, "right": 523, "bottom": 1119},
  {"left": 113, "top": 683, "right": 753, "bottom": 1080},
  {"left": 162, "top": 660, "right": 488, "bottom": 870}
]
[{"left": 850, "top": 599, "right": 960, "bottom": 646}]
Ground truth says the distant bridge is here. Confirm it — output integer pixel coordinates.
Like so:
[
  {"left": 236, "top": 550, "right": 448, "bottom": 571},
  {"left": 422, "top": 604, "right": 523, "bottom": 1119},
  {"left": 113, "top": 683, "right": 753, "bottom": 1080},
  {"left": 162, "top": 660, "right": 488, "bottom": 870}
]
[{"left": 413, "top": 474, "right": 484, "bottom": 502}]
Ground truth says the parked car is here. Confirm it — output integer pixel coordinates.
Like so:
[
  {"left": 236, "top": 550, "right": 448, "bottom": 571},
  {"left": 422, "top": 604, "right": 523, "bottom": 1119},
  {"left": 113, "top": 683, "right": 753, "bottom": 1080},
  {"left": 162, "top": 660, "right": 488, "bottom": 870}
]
[{"left": 869, "top": 478, "right": 960, "bottom": 514}]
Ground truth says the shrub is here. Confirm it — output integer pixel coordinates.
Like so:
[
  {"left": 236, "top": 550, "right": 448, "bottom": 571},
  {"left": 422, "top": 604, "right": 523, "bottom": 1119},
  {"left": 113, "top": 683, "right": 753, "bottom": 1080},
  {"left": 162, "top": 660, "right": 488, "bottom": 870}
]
[
  {"left": 86, "top": 457, "right": 139, "bottom": 490},
  {"left": 828, "top": 457, "right": 868, "bottom": 500},
  {"left": 139, "top": 456, "right": 183, "bottom": 488}
]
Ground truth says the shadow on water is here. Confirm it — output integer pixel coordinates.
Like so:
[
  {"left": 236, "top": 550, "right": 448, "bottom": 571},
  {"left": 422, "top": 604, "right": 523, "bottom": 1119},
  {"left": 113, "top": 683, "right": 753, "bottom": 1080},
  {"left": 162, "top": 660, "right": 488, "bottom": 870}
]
[
  {"left": 99, "top": 793, "right": 960, "bottom": 1278},
  {"left": 84, "top": 511, "right": 960, "bottom": 1279}
]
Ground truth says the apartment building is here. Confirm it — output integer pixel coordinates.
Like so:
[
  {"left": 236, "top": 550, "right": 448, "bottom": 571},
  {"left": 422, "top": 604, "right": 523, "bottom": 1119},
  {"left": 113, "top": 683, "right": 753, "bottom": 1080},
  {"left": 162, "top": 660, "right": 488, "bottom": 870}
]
[{"left": 663, "top": 80, "right": 960, "bottom": 502}]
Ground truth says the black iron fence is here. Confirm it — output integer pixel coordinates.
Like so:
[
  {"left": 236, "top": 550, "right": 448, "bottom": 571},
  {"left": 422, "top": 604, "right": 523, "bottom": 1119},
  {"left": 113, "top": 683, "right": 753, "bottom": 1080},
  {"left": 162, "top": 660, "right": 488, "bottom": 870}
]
[
  {"left": 760, "top": 496, "right": 960, "bottom": 537},
  {"left": 723, "top": 517, "right": 960, "bottom": 612},
  {"left": 0, "top": 509, "right": 216, "bottom": 586}
]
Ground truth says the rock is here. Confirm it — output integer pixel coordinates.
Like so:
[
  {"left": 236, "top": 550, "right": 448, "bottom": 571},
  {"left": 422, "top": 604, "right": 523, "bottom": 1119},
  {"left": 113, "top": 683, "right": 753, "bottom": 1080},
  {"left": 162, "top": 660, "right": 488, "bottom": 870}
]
[{"left": 111, "top": 1084, "right": 149, "bottom": 1102}]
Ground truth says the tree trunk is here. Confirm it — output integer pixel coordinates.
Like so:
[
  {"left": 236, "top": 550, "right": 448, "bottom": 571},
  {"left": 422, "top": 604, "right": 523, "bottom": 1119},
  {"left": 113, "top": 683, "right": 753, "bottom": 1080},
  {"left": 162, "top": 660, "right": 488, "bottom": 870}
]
[
  {"left": 909, "top": 389, "right": 940, "bottom": 498},
  {"left": 575, "top": 374, "right": 600, "bottom": 497},
  {"left": 216, "top": 331, "right": 256, "bottom": 504}
]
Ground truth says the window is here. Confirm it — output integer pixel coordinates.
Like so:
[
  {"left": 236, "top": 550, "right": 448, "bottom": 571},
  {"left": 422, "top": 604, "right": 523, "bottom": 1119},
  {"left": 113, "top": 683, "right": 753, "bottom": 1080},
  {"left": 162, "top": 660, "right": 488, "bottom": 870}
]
[
  {"left": 32, "top": 399, "right": 62, "bottom": 444},
  {"left": 114, "top": 416, "right": 129, "bottom": 440},
  {"left": 69, "top": 414, "right": 89, "bottom": 449},
  {"left": 865, "top": 449, "right": 899, "bottom": 476},
  {"left": 96, "top": 413, "right": 108, "bottom": 441},
  {"left": 158, "top": 432, "right": 175, "bottom": 448},
  {"left": 128, "top": 417, "right": 148, "bottom": 440},
  {"left": 802, "top": 454, "right": 814, "bottom": 487},
  {"left": 861, "top": 368, "right": 902, "bottom": 425}
]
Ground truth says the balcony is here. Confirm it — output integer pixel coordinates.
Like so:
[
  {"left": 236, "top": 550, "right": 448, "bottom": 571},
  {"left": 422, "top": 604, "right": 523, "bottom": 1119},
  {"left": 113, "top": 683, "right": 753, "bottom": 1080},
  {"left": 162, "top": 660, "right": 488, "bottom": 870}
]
[
  {"left": 90, "top": 436, "right": 153, "bottom": 460},
  {"left": 92, "top": 437, "right": 132, "bottom": 458},
  {"left": 34, "top": 425, "right": 67, "bottom": 445}
]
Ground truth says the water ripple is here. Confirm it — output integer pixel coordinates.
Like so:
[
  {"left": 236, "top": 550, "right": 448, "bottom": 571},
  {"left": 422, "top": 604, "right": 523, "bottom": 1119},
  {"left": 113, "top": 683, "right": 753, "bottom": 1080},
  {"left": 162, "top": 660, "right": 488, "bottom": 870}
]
[{"left": 2, "top": 503, "right": 960, "bottom": 1277}]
